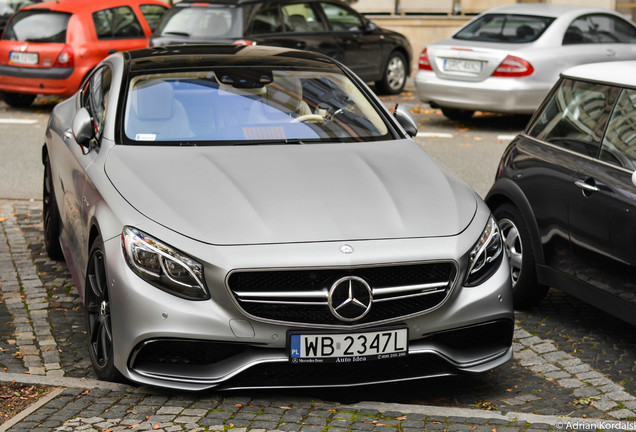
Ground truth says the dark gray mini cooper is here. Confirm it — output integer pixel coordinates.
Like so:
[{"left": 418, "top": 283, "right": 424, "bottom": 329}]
[{"left": 487, "top": 61, "right": 636, "bottom": 326}]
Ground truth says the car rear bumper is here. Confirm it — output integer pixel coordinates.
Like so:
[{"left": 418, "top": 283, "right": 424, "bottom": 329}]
[
  {"left": 0, "top": 65, "right": 80, "bottom": 97},
  {"left": 414, "top": 70, "right": 550, "bottom": 114}
]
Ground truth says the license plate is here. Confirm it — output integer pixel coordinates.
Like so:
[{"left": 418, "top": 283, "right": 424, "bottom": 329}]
[
  {"left": 9, "top": 52, "right": 38, "bottom": 65},
  {"left": 289, "top": 328, "right": 408, "bottom": 363},
  {"left": 444, "top": 58, "right": 481, "bottom": 73}
]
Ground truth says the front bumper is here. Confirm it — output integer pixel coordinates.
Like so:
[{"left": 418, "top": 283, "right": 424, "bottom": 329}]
[
  {"left": 103, "top": 228, "right": 514, "bottom": 391},
  {"left": 414, "top": 70, "right": 550, "bottom": 115}
]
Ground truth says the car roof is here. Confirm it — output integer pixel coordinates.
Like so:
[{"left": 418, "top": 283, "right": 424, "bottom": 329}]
[
  {"left": 560, "top": 61, "right": 636, "bottom": 88},
  {"left": 23, "top": 0, "right": 166, "bottom": 13},
  {"left": 481, "top": 3, "right": 622, "bottom": 18},
  {"left": 124, "top": 44, "right": 341, "bottom": 73}
]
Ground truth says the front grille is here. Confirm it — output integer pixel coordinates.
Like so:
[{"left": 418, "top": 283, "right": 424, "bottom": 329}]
[{"left": 227, "top": 262, "right": 457, "bottom": 325}]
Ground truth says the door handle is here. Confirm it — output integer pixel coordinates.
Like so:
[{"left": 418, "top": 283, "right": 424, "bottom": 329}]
[
  {"left": 63, "top": 129, "right": 73, "bottom": 140},
  {"left": 605, "top": 48, "right": 616, "bottom": 57},
  {"left": 295, "top": 41, "right": 307, "bottom": 49},
  {"left": 575, "top": 179, "right": 599, "bottom": 194}
]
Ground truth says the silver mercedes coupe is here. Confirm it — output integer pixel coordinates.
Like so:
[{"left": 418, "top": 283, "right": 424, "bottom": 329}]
[{"left": 43, "top": 44, "right": 513, "bottom": 391}]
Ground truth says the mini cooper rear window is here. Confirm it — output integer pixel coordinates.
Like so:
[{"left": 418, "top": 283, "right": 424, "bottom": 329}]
[
  {"left": 454, "top": 14, "right": 554, "bottom": 43},
  {"left": 2, "top": 10, "right": 70, "bottom": 42},
  {"left": 123, "top": 69, "right": 391, "bottom": 145}
]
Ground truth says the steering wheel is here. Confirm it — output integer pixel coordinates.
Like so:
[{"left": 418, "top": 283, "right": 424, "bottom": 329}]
[{"left": 291, "top": 114, "right": 325, "bottom": 123}]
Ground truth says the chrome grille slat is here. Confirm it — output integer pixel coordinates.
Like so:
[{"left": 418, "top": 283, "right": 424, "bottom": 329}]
[
  {"left": 373, "top": 288, "right": 447, "bottom": 303},
  {"left": 373, "top": 281, "right": 448, "bottom": 296},
  {"left": 234, "top": 290, "right": 328, "bottom": 299},
  {"left": 238, "top": 299, "right": 326, "bottom": 306}
]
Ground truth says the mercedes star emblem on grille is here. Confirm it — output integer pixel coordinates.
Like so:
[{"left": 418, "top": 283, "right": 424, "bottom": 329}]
[{"left": 328, "top": 276, "right": 372, "bottom": 322}]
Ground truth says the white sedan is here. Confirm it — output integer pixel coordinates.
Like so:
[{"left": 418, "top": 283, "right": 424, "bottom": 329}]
[{"left": 415, "top": 4, "right": 636, "bottom": 120}]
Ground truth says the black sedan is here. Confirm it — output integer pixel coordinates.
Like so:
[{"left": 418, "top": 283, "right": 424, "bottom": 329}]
[
  {"left": 148, "top": 0, "right": 412, "bottom": 95},
  {"left": 487, "top": 61, "right": 636, "bottom": 326}
]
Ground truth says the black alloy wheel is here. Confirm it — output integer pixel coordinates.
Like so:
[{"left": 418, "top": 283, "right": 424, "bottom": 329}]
[
  {"left": 84, "top": 237, "right": 123, "bottom": 381},
  {"left": 43, "top": 155, "right": 63, "bottom": 260}
]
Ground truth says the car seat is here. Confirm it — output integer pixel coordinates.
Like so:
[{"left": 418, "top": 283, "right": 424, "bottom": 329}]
[
  {"left": 249, "top": 76, "right": 311, "bottom": 123},
  {"left": 126, "top": 80, "right": 193, "bottom": 141}
]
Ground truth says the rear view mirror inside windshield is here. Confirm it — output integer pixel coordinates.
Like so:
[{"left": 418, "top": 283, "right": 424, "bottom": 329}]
[{"left": 219, "top": 69, "right": 273, "bottom": 89}]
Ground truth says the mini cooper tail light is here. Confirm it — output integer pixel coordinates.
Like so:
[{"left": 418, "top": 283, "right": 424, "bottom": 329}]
[
  {"left": 492, "top": 55, "right": 534, "bottom": 77},
  {"left": 53, "top": 44, "right": 74, "bottom": 68},
  {"left": 418, "top": 48, "right": 433, "bottom": 71}
]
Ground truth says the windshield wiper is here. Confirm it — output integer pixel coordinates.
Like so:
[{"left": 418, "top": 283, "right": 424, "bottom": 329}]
[{"left": 232, "top": 139, "right": 306, "bottom": 146}]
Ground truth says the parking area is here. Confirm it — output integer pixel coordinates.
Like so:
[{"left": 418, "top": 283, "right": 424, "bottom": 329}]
[{"left": 1, "top": 89, "right": 635, "bottom": 431}]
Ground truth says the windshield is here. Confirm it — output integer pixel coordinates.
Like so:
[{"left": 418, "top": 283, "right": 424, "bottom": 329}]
[
  {"left": 156, "top": 5, "right": 242, "bottom": 39},
  {"left": 2, "top": 9, "right": 70, "bottom": 42},
  {"left": 123, "top": 69, "right": 391, "bottom": 145},
  {"left": 454, "top": 13, "right": 554, "bottom": 43}
]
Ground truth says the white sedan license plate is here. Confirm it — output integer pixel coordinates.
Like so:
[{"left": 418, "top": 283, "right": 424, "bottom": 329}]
[
  {"left": 444, "top": 58, "right": 481, "bottom": 73},
  {"left": 9, "top": 51, "right": 38, "bottom": 65},
  {"left": 289, "top": 328, "right": 408, "bottom": 363}
]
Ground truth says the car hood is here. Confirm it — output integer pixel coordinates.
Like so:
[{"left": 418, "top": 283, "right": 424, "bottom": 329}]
[{"left": 105, "top": 140, "right": 477, "bottom": 245}]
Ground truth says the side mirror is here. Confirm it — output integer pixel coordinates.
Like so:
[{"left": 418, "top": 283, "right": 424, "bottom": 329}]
[
  {"left": 364, "top": 21, "right": 378, "bottom": 33},
  {"left": 393, "top": 104, "right": 418, "bottom": 137},
  {"left": 72, "top": 107, "right": 94, "bottom": 149}
]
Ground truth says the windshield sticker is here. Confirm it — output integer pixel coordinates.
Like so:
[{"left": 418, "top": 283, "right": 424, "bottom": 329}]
[{"left": 135, "top": 134, "right": 157, "bottom": 141}]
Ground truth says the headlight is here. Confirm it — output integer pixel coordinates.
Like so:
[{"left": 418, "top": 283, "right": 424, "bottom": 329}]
[
  {"left": 122, "top": 226, "right": 209, "bottom": 300},
  {"left": 465, "top": 216, "right": 504, "bottom": 287}
]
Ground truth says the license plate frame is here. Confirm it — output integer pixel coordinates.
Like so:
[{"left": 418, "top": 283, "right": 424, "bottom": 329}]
[
  {"left": 9, "top": 51, "right": 39, "bottom": 66},
  {"left": 288, "top": 327, "right": 408, "bottom": 363},
  {"left": 444, "top": 58, "right": 481, "bottom": 73}
]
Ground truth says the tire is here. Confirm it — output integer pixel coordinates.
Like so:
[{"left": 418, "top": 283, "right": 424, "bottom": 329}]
[
  {"left": 441, "top": 107, "right": 474, "bottom": 121},
  {"left": 84, "top": 236, "right": 124, "bottom": 382},
  {"left": 375, "top": 51, "right": 407, "bottom": 95},
  {"left": 493, "top": 203, "right": 549, "bottom": 309},
  {"left": 43, "top": 155, "right": 63, "bottom": 260},
  {"left": 1, "top": 92, "right": 36, "bottom": 108}
]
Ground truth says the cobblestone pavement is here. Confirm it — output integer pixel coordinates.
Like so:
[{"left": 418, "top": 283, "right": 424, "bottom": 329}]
[{"left": 2, "top": 193, "right": 636, "bottom": 432}]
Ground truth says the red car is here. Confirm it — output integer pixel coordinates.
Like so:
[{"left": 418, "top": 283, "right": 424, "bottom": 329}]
[{"left": 0, "top": 0, "right": 168, "bottom": 107}]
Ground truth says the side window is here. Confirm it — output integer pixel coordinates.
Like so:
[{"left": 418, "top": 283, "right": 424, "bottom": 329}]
[
  {"left": 251, "top": 5, "right": 282, "bottom": 34},
  {"left": 92, "top": 6, "right": 144, "bottom": 40},
  {"left": 281, "top": 3, "right": 326, "bottom": 33},
  {"left": 139, "top": 4, "right": 168, "bottom": 32},
  {"left": 319, "top": 2, "right": 363, "bottom": 32},
  {"left": 527, "top": 79, "right": 618, "bottom": 157},
  {"left": 600, "top": 88, "right": 636, "bottom": 170},
  {"left": 81, "top": 67, "right": 113, "bottom": 141},
  {"left": 563, "top": 14, "right": 636, "bottom": 45}
]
